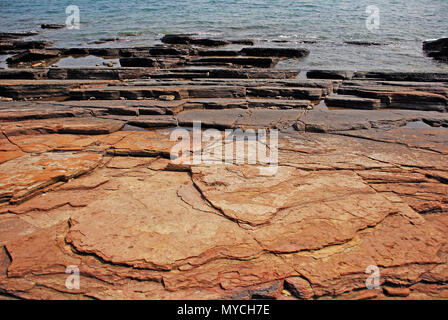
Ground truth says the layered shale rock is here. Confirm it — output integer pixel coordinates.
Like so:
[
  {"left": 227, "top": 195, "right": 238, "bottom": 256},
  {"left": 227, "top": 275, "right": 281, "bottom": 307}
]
[{"left": 0, "top": 39, "right": 447, "bottom": 300}]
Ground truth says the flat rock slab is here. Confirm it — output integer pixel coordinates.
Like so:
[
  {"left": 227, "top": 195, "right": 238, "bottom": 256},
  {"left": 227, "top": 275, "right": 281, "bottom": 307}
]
[
  {"left": 0, "top": 130, "right": 447, "bottom": 299},
  {"left": 66, "top": 171, "right": 262, "bottom": 270},
  {"left": 338, "top": 127, "right": 448, "bottom": 154},
  {"left": 295, "top": 109, "right": 448, "bottom": 133},
  {"left": 178, "top": 109, "right": 303, "bottom": 129},
  {"left": 240, "top": 47, "right": 310, "bottom": 59},
  {"left": 0, "top": 117, "right": 124, "bottom": 136},
  {"left": 107, "top": 131, "right": 178, "bottom": 157},
  {"left": 0, "top": 152, "right": 102, "bottom": 204}
]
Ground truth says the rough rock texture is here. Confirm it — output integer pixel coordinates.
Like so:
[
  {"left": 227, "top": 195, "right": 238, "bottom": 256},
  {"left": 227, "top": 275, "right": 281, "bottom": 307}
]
[{"left": 0, "top": 40, "right": 447, "bottom": 300}]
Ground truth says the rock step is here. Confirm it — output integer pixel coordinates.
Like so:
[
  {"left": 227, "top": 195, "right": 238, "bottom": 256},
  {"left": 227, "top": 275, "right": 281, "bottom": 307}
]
[
  {"left": 423, "top": 38, "right": 448, "bottom": 61},
  {"left": 307, "top": 70, "right": 354, "bottom": 80},
  {"left": 118, "top": 57, "right": 184, "bottom": 68},
  {"left": 247, "top": 99, "right": 312, "bottom": 109},
  {"left": 124, "top": 78, "right": 334, "bottom": 94},
  {"left": 337, "top": 85, "right": 448, "bottom": 111},
  {"left": 247, "top": 87, "right": 322, "bottom": 100},
  {"left": 187, "top": 56, "right": 279, "bottom": 68},
  {"left": 6, "top": 49, "right": 61, "bottom": 65},
  {"left": 177, "top": 108, "right": 303, "bottom": 129},
  {"left": 69, "top": 86, "right": 247, "bottom": 101},
  {"left": 0, "top": 80, "right": 116, "bottom": 100},
  {"left": 325, "top": 95, "right": 382, "bottom": 110},
  {"left": 0, "top": 108, "right": 90, "bottom": 122},
  {"left": 0, "top": 117, "right": 124, "bottom": 136},
  {"left": 343, "top": 80, "right": 448, "bottom": 98},
  {"left": 68, "top": 85, "right": 322, "bottom": 101},
  {"left": 0, "top": 68, "right": 300, "bottom": 80},
  {"left": 1, "top": 81, "right": 324, "bottom": 101},
  {"left": 353, "top": 71, "right": 448, "bottom": 82}
]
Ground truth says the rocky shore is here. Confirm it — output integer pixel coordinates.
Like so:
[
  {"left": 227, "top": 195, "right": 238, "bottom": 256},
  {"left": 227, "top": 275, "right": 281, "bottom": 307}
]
[{"left": 0, "top": 34, "right": 447, "bottom": 300}]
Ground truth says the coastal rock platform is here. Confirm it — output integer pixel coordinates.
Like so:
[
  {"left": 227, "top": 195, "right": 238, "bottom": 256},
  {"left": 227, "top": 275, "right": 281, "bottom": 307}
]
[{"left": 0, "top": 36, "right": 447, "bottom": 300}]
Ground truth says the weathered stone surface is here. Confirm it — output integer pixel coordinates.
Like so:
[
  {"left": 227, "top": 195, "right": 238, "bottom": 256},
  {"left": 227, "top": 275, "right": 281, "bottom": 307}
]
[
  {"left": 295, "top": 109, "right": 448, "bottom": 133},
  {"left": 353, "top": 72, "right": 448, "bottom": 82},
  {"left": 0, "top": 79, "right": 116, "bottom": 100},
  {"left": 282, "top": 213, "right": 444, "bottom": 297},
  {"left": 247, "top": 87, "right": 322, "bottom": 100},
  {"left": 189, "top": 57, "right": 279, "bottom": 68},
  {"left": 107, "top": 131, "right": 177, "bottom": 157},
  {"left": 0, "top": 117, "right": 124, "bottom": 136},
  {"left": 0, "top": 152, "right": 102, "bottom": 204},
  {"left": 0, "top": 43, "right": 447, "bottom": 301},
  {"left": 325, "top": 95, "right": 382, "bottom": 109},
  {"left": 7, "top": 49, "right": 61, "bottom": 65},
  {"left": 178, "top": 109, "right": 303, "bottom": 129}
]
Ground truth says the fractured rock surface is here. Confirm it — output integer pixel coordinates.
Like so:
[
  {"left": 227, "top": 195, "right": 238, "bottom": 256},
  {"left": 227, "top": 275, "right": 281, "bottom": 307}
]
[{"left": 0, "top": 36, "right": 447, "bottom": 300}]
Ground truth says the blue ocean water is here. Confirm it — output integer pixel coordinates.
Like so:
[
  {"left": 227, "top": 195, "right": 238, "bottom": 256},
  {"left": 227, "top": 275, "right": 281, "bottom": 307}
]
[{"left": 1, "top": 0, "right": 447, "bottom": 71}]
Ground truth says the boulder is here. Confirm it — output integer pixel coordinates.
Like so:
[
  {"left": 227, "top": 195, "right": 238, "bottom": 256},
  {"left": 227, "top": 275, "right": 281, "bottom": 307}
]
[
  {"left": 41, "top": 24, "right": 65, "bottom": 29},
  {"left": 423, "top": 38, "right": 448, "bottom": 61},
  {"left": 240, "top": 47, "right": 310, "bottom": 59}
]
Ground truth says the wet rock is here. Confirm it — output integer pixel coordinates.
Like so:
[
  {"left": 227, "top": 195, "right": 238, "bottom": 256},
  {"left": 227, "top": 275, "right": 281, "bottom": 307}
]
[
  {"left": 0, "top": 79, "right": 115, "bottom": 100},
  {"left": 229, "top": 39, "right": 255, "bottom": 46},
  {"left": 383, "top": 286, "right": 411, "bottom": 297},
  {"left": 423, "top": 38, "right": 448, "bottom": 61},
  {"left": 7, "top": 49, "right": 61, "bottom": 64},
  {"left": 41, "top": 24, "right": 65, "bottom": 29},
  {"left": 0, "top": 40, "right": 54, "bottom": 53},
  {"left": 0, "top": 32, "right": 39, "bottom": 40},
  {"left": 240, "top": 47, "right": 310, "bottom": 59},
  {"left": 247, "top": 86, "right": 322, "bottom": 100},
  {"left": 307, "top": 70, "right": 354, "bottom": 80},
  {"left": 354, "top": 72, "right": 448, "bottom": 82},
  {"left": 120, "top": 57, "right": 159, "bottom": 68},
  {"left": 0, "top": 117, "right": 124, "bottom": 136},
  {"left": 161, "top": 34, "right": 230, "bottom": 47},
  {"left": 344, "top": 41, "right": 383, "bottom": 46},
  {"left": 0, "top": 69, "right": 48, "bottom": 80}
]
